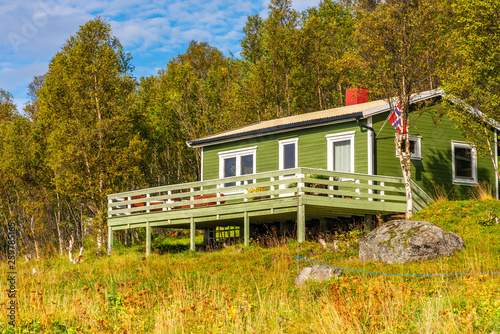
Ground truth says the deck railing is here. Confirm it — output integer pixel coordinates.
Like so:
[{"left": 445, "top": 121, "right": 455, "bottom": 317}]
[{"left": 107, "top": 168, "right": 432, "bottom": 218}]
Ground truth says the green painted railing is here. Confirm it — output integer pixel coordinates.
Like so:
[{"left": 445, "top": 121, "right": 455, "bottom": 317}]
[{"left": 107, "top": 168, "right": 431, "bottom": 219}]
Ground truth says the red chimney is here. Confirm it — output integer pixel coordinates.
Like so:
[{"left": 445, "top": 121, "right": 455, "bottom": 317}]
[{"left": 346, "top": 87, "right": 368, "bottom": 106}]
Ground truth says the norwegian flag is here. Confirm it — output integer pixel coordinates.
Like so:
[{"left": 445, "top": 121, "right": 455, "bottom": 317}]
[{"left": 389, "top": 101, "right": 406, "bottom": 134}]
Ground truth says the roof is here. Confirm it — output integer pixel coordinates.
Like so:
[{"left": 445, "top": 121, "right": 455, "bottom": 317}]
[{"left": 187, "top": 89, "right": 443, "bottom": 148}]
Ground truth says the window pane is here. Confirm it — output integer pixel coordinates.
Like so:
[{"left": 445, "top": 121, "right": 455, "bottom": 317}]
[
  {"left": 241, "top": 155, "right": 254, "bottom": 184},
  {"left": 224, "top": 157, "right": 236, "bottom": 187},
  {"left": 283, "top": 143, "right": 296, "bottom": 169},
  {"left": 401, "top": 139, "right": 416, "bottom": 154},
  {"left": 240, "top": 155, "right": 253, "bottom": 175},
  {"left": 333, "top": 140, "right": 351, "bottom": 172},
  {"left": 455, "top": 147, "right": 472, "bottom": 178}
]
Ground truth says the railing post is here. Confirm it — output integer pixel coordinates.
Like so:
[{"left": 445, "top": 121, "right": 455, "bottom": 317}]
[
  {"left": 368, "top": 180, "right": 373, "bottom": 201},
  {"left": 297, "top": 173, "right": 305, "bottom": 195},
  {"left": 146, "top": 193, "right": 150, "bottom": 213},
  {"left": 355, "top": 179, "right": 360, "bottom": 200},
  {"left": 127, "top": 196, "right": 131, "bottom": 215},
  {"left": 244, "top": 211, "right": 249, "bottom": 246},
  {"left": 190, "top": 217, "right": 196, "bottom": 251},
  {"left": 190, "top": 188, "right": 194, "bottom": 208},
  {"left": 146, "top": 222, "right": 151, "bottom": 257},
  {"left": 329, "top": 176, "right": 334, "bottom": 197},
  {"left": 297, "top": 202, "right": 305, "bottom": 242},
  {"left": 108, "top": 199, "right": 113, "bottom": 218},
  {"left": 270, "top": 176, "right": 275, "bottom": 198},
  {"left": 166, "top": 190, "right": 172, "bottom": 211},
  {"left": 380, "top": 181, "right": 385, "bottom": 202},
  {"left": 107, "top": 226, "right": 113, "bottom": 255},
  {"left": 217, "top": 183, "right": 221, "bottom": 205}
]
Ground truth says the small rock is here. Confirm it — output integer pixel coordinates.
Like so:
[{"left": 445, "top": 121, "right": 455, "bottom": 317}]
[
  {"left": 318, "top": 238, "right": 327, "bottom": 248},
  {"left": 295, "top": 265, "right": 343, "bottom": 286}
]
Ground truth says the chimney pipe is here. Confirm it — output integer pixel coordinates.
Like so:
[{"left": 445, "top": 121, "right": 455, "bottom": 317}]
[{"left": 346, "top": 87, "right": 368, "bottom": 106}]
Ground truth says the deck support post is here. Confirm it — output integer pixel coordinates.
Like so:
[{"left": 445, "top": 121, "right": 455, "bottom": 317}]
[
  {"left": 107, "top": 226, "right": 113, "bottom": 255},
  {"left": 364, "top": 214, "right": 375, "bottom": 230},
  {"left": 244, "top": 211, "right": 250, "bottom": 246},
  {"left": 190, "top": 217, "right": 196, "bottom": 251},
  {"left": 319, "top": 218, "right": 327, "bottom": 232},
  {"left": 297, "top": 203, "right": 305, "bottom": 242},
  {"left": 146, "top": 222, "right": 151, "bottom": 257}
]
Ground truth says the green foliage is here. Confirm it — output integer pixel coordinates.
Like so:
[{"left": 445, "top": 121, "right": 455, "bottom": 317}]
[
  {"left": 441, "top": 0, "right": 500, "bottom": 180},
  {"left": 240, "top": 0, "right": 355, "bottom": 120},
  {"left": 4, "top": 199, "right": 500, "bottom": 333},
  {"left": 37, "top": 17, "right": 145, "bottom": 231},
  {"left": 354, "top": 0, "right": 449, "bottom": 218},
  {"left": 1, "top": 0, "right": 499, "bottom": 262},
  {"left": 0, "top": 89, "right": 16, "bottom": 122}
]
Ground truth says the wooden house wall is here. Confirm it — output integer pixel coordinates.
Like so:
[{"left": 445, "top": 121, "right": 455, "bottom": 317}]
[
  {"left": 202, "top": 100, "right": 497, "bottom": 200},
  {"left": 372, "top": 101, "right": 497, "bottom": 199},
  {"left": 202, "top": 120, "right": 370, "bottom": 181}
]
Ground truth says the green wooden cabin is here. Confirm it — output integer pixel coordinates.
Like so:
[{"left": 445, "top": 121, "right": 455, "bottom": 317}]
[{"left": 107, "top": 89, "right": 499, "bottom": 254}]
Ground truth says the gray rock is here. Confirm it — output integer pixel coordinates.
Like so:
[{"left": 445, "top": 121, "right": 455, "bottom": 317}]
[
  {"left": 295, "top": 265, "right": 343, "bottom": 286},
  {"left": 359, "top": 220, "right": 465, "bottom": 264}
]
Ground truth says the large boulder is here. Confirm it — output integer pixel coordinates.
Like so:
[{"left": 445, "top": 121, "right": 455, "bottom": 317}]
[
  {"left": 359, "top": 220, "right": 465, "bottom": 264},
  {"left": 295, "top": 265, "right": 343, "bottom": 286}
]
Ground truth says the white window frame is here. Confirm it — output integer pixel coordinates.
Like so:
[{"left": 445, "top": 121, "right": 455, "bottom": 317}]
[
  {"left": 395, "top": 134, "right": 422, "bottom": 160},
  {"left": 326, "top": 131, "right": 355, "bottom": 173},
  {"left": 277, "top": 138, "right": 299, "bottom": 196},
  {"left": 218, "top": 147, "right": 257, "bottom": 186},
  {"left": 451, "top": 141, "right": 477, "bottom": 185},
  {"left": 279, "top": 138, "right": 298, "bottom": 170}
]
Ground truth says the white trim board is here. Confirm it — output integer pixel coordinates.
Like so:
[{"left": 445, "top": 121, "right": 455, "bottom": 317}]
[
  {"left": 278, "top": 138, "right": 299, "bottom": 170},
  {"left": 326, "top": 131, "right": 356, "bottom": 173}
]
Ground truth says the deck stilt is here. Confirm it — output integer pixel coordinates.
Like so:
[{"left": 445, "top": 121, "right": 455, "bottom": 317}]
[
  {"left": 297, "top": 203, "right": 305, "bottom": 242},
  {"left": 190, "top": 217, "right": 196, "bottom": 251},
  {"left": 244, "top": 211, "right": 249, "bottom": 246},
  {"left": 146, "top": 222, "right": 151, "bottom": 256},
  {"left": 107, "top": 226, "right": 113, "bottom": 255}
]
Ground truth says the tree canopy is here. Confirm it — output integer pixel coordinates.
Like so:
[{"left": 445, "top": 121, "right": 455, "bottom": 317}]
[{"left": 0, "top": 0, "right": 499, "bottom": 258}]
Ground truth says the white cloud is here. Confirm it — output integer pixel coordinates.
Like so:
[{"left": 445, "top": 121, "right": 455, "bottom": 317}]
[{"left": 0, "top": 0, "right": 321, "bottom": 108}]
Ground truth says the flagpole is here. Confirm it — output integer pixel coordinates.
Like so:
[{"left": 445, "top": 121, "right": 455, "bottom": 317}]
[{"left": 376, "top": 110, "right": 392, "bottom": 138}]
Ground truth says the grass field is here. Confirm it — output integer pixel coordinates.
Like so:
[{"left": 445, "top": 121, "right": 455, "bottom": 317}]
[{"left": 1, "top": 198, "right": 500, "bottom": 333}]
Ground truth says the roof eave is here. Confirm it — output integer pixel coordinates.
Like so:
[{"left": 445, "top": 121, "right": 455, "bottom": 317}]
[
  {"left": 187, "top": 112, "right": 364, "bottom": 148},
  {"left": 362, "top": 89, "right": 444, "bottom": 118}
]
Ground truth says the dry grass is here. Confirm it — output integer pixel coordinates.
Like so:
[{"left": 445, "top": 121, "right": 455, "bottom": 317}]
[
  {"left": 469, "top": 181, "right": 494, "bottom": 200},
  {"left": 430, "top": 181, "right": 452, "bottom": 202},
  {"left": 2, "top": 199, "right": 500, "bottom": 333}
]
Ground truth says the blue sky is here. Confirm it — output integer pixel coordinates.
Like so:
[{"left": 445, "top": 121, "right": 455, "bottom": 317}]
[{"left": 0, "top": 0, "right": 321, "bottom": 109}]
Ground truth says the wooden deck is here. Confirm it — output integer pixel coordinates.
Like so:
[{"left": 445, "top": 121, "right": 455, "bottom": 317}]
[{"left": 107, "top": 167, "right": 433, "bottom": 254}]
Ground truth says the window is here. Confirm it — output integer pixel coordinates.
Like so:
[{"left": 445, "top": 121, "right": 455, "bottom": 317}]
[
  {"left": 279, "top": 138, "right": 298, "bottom": 170},
  {"left": 452, "top": 141, "right": 477, "bottom": 184},
  {"left": 395, "top": 135, "right": 422, "bottom": 159},
  {"left": 218, "top": 147, "right": 257, "bottom": 187},
  {"left": 326, "top": 131, "right": 355, "bottom": 173}
]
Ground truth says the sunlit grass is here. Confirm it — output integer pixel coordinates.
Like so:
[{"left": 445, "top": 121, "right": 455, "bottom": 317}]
[{"left": 1, "top": 199, "right": 500, "bottom": 333}]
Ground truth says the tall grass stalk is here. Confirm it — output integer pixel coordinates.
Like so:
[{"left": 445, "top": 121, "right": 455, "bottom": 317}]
[{"left": 2, "top": 199, "right": 500, "bottom": 333}]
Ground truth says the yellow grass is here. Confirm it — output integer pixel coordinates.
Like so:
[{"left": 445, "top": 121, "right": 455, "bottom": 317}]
[{"left": 2, "top": 199, "right": 500, "bottom": 333}]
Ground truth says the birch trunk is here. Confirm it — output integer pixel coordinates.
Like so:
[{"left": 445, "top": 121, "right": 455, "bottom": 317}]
[
  {"left": 396, "top": 133, "right": 413, "bottom": 219},
  {"left": 30, "top": 214, "right": 40, "bottom": 259},
  {"left": 483, "top": 125, "right": 500, "bottom": 181},
  {"left": 56, "top": 192, "right": 64, "bottom": 256}
]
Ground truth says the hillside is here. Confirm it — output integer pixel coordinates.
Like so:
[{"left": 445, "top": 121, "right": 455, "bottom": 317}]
[{"left": 1, "top": 199, "right": 500, "bottom": 333}]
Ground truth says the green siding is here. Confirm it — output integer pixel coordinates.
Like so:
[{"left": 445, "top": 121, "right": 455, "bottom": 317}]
[
  {"left": 372, "top": 101, "right": 496, "bottom": 199},
  {"left": 202, "top": 99, "right": 497, "bottom": 200},
  {"left": 203, "top": 120, "right": 369, "bottom": 181}
]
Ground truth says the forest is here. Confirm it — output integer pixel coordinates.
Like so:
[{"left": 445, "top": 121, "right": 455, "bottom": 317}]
[{"left": 0, "top": 0, "right": 499, "bottom": 259}]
